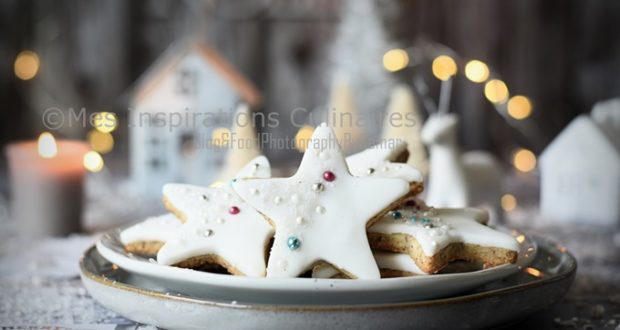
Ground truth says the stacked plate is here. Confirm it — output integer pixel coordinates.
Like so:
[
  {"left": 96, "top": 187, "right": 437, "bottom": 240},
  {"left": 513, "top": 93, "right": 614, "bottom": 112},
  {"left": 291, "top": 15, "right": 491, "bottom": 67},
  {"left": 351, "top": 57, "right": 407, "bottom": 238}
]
[{"left": 81, "top": 226, "right": 575, "bottom": 329}]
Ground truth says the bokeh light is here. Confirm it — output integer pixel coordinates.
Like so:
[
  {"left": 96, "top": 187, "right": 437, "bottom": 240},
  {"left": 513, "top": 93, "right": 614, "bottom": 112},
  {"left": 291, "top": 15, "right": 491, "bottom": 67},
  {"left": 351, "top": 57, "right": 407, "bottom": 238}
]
[
  {"left": 383, "top": 49, "right": 409, "bottom": 72},
  {"left": 431, "top": 55, "right": 457, "bottom": 81},
  {"left": 211, "top": 127, "right": 231, "bottom": 147},
  {"left": 87, "top": 129, "right": 114, "bottom": 154},
  {"left": 507, "top": 95, "right": 533, "bottom": 120},
  {"left": 92, "top": 112, "right": 118, "bottom": 133},
  {"left": 484, "top": 79, "right": 509, "bottom": 104},
  {"left": 83, "top": 151, "right": 104, "bottom": 173},
  {"left": 512, "top": 148, "right": 537, "bottom": 172},
  {"left": 501, "top": 194, "right": 517, "bottom": 212},
  {"left": 464, "top": 60, "right": 489, "bottom": 83},
  {"left": 14, "top": 50, "right": 40, "bottom": 80},
  {"left": 294, "top": 125, "right": 314, "bottom": 152}
]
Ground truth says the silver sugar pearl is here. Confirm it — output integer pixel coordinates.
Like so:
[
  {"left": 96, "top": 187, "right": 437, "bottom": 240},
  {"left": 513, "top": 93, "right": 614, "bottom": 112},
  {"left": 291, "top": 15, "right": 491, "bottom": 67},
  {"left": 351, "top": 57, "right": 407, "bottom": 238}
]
[{"left": 312, "top": 183, "right": 324, "bottom": 192}]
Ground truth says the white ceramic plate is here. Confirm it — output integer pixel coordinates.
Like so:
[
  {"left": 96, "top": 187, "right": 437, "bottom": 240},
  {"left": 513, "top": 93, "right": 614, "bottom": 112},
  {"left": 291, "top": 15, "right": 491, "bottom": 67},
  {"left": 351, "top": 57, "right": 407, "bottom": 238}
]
[
  {"left": 96, "top": 227, "right": 536, "bottom": 305},
  {"left": 82, "top": 235, "right": 573, "bottom": 330}
]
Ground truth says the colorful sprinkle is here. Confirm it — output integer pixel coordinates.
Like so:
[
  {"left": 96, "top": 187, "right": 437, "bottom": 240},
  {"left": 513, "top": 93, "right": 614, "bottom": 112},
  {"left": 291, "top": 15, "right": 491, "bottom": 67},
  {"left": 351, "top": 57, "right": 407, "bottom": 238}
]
[
  {"left": 323, "top": 171, "right": 336, "bottom": 182},
  {"left": 287, "top": 236, "right": 301, "bottom": 250},
  {"left": 389, "top": 210, "right": 403, "bottom": 220},
  {"left": 229, "top": 206, "right": 240, "bottom": 215}
]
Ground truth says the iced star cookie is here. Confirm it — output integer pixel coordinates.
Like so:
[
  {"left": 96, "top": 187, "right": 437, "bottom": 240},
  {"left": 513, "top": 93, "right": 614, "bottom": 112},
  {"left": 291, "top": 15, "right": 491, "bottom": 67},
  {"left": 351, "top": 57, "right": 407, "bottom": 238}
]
[
  {"left": 120, "top": 213, "right": 181, "bottom": 256},
  {"left": 368, "top": 207, "right": 519, "bottom": 274},
  {"left": 163, "top": 156, "right": 271, "bottom": 223},
  {"left": 233, "top": 123, "right": 411, "bottom": 279},
  {"left": 346, "top": 141, "right": 424, "bottom": 195},
  {"left": 312, "top": 251, "right": 428, "bottom": 279},
  {"left": 154, "top": 156, "right": 274, "bottom": 276}
]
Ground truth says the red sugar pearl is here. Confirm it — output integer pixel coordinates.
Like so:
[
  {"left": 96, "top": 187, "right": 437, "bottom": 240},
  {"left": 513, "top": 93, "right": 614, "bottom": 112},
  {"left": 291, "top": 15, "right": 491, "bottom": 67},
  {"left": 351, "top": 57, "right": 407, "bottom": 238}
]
[
  {"left": 323, "top": 171, "right": 336, "bottom": 182},
  {"left": 229, "top": 206, "right": 240, "bottom": 215}
]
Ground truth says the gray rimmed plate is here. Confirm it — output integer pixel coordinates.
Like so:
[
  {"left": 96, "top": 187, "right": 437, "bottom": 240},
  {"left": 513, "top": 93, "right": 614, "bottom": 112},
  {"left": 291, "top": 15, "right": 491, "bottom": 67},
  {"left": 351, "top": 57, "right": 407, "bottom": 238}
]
[
  {"left": 81, "top": 234, "right": 575, "bottom": 330},
  {"left": 95, "top": 227, "right": 536, "bottom": 304}
]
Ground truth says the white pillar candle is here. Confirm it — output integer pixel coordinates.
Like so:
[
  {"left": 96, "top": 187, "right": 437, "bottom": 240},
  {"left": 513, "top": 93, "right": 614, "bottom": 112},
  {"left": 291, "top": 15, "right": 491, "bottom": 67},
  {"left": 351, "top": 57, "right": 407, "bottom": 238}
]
[{"left": 5, "top": 133, "right": 89, "bottom": 237}]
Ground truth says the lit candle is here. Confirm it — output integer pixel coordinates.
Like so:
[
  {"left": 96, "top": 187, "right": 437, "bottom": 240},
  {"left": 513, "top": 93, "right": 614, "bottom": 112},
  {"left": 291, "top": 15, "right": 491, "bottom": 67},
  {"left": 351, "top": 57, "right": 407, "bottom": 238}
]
[{"left": 5, "top": 133, "right": 89, "bottom": 237}]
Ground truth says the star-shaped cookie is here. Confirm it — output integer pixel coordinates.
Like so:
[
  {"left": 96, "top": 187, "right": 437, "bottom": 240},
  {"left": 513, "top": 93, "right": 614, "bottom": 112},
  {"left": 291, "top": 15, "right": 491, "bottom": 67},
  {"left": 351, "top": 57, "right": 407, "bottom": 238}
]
[
  {"left": 346, "top": 141, "right": 424, "bottom": 194},
  {"left": 156, "top": 156, "right": 274, "bottom": 277},
  {"left": 232, "top": 124, "right": 411, "bottom": 279}
]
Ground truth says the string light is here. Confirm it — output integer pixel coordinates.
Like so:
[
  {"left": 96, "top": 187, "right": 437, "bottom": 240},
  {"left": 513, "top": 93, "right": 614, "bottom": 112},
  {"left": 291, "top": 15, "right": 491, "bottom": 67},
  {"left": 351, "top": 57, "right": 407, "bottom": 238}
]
[
  {"left": 87, "top": 129, "right": 114, "bottom": 154},
  {"left": 484, "top": 79, "right": 509, "bottom": 104},
  {"left": 294, "top": 125, "right": 314, "bottom": 152},
  {"left": 512, "top": 148, "right": 537, "bottom": 172},
  {"left": 92, "top": 112, "right": 118, "bottom": 133},
  {"left": 382, "top": 49, "right": 409, "bottom": 72},
  {"left": 501, "top": 194, "right": 517, "bottom": 212},
  {"left": 464, "top": 60, "right": 489, "bottom": 83},
  {"left": 211, "top": 127, "right": 231, "bottom": 147},
  {"left": 431, "top": 55, "right": 457, "bottom": 81},
  {"left": 83, "top": 151, "right": 104, "bottom": 173},
  {"left": 507, "top": 95, "right": 533, "bottom": 120},
  {"left": 14, "top": 50, "right": 40, "bottom": 80}
]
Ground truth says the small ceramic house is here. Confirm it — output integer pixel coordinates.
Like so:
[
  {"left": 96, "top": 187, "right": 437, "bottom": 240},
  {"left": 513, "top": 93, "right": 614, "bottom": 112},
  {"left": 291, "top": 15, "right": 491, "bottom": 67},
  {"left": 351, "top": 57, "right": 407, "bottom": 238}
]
[
  {"left": 540, "top": 103, "right": 620, "bottom": 225},
  {"left": 129, "top": 41, "right": 261, "bottom": 196}
]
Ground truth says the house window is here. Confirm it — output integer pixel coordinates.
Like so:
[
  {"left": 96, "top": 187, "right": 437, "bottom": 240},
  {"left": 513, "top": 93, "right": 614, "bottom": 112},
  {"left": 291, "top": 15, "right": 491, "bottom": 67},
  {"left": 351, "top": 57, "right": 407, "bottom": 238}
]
[
  {"left": 175, "top": 69, "right": 197, "bottom": 96},
  {"left": 180, "top": 132, "right": 196, "bottom": 156}
]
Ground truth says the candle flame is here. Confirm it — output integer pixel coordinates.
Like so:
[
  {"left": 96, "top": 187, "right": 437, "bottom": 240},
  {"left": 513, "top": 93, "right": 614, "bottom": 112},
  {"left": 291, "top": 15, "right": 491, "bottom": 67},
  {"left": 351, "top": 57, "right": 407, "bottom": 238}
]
[{"left": 38, "top": 132, "right": 57, "bottom": 159}]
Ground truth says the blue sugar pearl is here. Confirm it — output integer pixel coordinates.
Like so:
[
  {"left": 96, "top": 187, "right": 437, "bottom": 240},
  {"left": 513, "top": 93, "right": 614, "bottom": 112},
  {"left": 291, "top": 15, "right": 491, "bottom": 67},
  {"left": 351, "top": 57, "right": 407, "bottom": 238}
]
[
  {"left": 287, "top": 236, "right": 301, "bottom": 251},
  {"left": 389, "top": 210, "right": 403, "bottom": 220},
  {"left": 410, "top": 215, "right": 418, "bottom": 223}
]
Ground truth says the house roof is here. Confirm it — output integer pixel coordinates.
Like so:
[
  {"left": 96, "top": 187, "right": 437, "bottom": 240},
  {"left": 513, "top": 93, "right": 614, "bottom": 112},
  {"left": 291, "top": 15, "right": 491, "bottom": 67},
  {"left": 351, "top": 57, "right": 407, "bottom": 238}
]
[
  {"left": 131, "top": 40, "right": 261, "bottom": 108},
  {"left": 540, "top": 115, "right": 620, "bottom": 166}
]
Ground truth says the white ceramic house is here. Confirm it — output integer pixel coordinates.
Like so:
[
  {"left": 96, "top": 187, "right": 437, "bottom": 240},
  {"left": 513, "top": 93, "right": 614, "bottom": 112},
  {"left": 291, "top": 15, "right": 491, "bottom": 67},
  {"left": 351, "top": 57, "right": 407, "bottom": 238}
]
[
  {"left": 540, "top": 107, "right": 620, "bottom": 225},
  {"left": 129, "top": 41, "right": 261, "bottom": 196}
]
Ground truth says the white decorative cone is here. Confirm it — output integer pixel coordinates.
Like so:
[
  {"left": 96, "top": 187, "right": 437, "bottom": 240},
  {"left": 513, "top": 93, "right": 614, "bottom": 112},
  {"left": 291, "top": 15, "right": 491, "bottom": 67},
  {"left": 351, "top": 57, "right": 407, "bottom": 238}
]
[
  {"left": 328, "top": 74, "right": 361, "bottom": 152},
  {"left": 381, "top": 85, "right": 428, "bottom": 175},
  {"left": 217, "top": 103, "right": 262, "bottom": 181}
]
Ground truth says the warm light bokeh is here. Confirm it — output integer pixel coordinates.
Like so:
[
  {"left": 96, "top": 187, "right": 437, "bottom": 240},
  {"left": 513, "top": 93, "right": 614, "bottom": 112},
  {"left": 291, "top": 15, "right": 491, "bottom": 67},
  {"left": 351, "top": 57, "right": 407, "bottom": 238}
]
[
  {"left": 501, "top": 194, "right": 517, "bottom": 212},
  {"left": 431, "top": 55, "right": 457, "bottom": 81},
  {"left": 484, "top": 79, "right": 509, "bottom": 104},
  {"left": 37, "top": 132, "right": 57, "bottom": 159},
  {"left": 294, "top": 125, "right": 314, "bottom": 152},
  {"left": 92, "top": 112, "right": 118, "bottom": 133},
  {"left": 14, "top": 50, "right": 40, "bottom": 80},
  {"left": 512, "top": 148, "right": 537, "bottom": 172},
  {"left": 464, "top": 60, "right": 489, "bottom": 83},
  {"left": 87, "top": 129, "right": 114, "bottom": 154},
  {"left": 211, "top": 127, "right": 231, "bottom": 147},
  {"left": 382, "top": 49, "right": 409, "bottom": 72},
  {"left": 83, "top": 151, "right": 104, "bottom": 172},
  {"left": 507, "top": 95, "right": 533, "bottom": 120}
]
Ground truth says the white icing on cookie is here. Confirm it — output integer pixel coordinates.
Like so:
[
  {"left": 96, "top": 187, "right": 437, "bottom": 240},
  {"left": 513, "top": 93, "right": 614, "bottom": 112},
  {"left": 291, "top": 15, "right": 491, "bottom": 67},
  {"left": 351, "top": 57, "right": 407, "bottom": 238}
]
[
  {"left": 157, "top": 156, "right": 274, "bottom": 277},
  {"left": 233, "top": 123, "right": 410, "bottom": 279},
  {"left": 120, "top": 213, "right": 181, "bottom": 245},
  {"left": 346, "top": 141, "right": 423, "bottom": 184},
  {"left": 312, "top": 251, "right": 428, "bottom": 278},
  {"left": 369, "top": 207, "right": 518, "bottom": 257}
]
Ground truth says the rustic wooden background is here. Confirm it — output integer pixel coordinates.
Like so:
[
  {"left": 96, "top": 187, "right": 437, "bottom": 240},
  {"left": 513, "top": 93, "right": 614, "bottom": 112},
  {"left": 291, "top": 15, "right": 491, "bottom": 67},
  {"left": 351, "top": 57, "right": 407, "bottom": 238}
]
[{"left": 0, "top": 0, "right": 619, "bottom": 179}]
